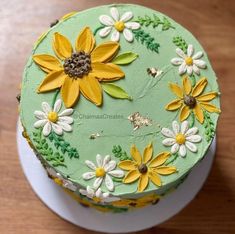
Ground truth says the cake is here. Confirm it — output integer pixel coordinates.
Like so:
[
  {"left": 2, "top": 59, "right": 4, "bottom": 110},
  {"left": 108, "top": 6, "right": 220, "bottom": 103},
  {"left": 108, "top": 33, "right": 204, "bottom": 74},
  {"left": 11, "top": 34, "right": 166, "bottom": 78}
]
[{"left": 19, "top": 4, "right": 221, "bottom": 212}]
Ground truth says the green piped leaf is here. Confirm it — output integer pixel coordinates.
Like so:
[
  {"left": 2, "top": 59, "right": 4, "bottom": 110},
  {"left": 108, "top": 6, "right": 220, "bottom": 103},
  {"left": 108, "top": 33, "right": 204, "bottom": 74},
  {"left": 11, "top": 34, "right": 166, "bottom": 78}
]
[
  {"left": 102, "top": 83, "right": 132, "bottom": 100},
  {"left": 112, "top": 52, "right": 138, "bottom": 65}
]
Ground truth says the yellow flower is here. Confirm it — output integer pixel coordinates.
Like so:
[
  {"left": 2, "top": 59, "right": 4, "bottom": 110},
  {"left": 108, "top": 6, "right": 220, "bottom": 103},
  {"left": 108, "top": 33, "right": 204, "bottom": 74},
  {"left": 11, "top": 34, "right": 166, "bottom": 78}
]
[
  {"left": 112, "top": 193, "right": 160, "bottom": 208},
  {"left": 118, "top": 143, "right": 177, "bottom": 192},
  {"left": 165, "top": 76, "right": 221, "bottom": 123},
  {"left": 33, "top": 27, "right": 125, "bottom": 108}
]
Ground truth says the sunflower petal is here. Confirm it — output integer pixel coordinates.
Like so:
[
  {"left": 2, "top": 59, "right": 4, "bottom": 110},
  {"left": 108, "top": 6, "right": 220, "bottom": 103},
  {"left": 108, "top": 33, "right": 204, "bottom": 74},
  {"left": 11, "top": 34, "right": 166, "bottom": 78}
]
[
  {"left": 33, "top": 54, "right": 62, "bottom": 73},
  {"left": 118, "top": 160, "right": 136, "bottom": 171},
  {"left": 165, "top": 99, "right": 182, "bottom": 111},
  {"left": 130, "top": 145, "right": 142, "bottom": 164},
  {"left": 75, "top": 27, "right": 95, "bottom": 54},
  {"left": 169, "top": 83, "right": 183, "bottom": 98},
  {"left": 137, "top": 174, "right": 149, "bottom": 192},
  {"left": 182, "top": 76, "right": 192, "bottom": 95},
  {"left": 193, "top": 103, "right": 204, "bottom": 123},
  {"left": 196, "top": 92, "right": 218, "bottom": 102},
  {"left": 53, "top": 32, "right": 72, "bottom": 60},
  {"left": 38, "top": 70, "right": 65, "bottom": 93},
  {"left": 123, "top": 170, "right": 140, "bottom": 183},
  {"left": 154, "top": 166, "right": 177, "bottom": 175},
  {"left": 148, "top": 170, "right": 161, "bottom": 187},
  {"left": 180, "top": 105, "right": 191, "bottom": 121},
  {"left": 91, "top": 62, "right": 125, "bottom": 81},
  {"left": 200, "top": 102, "right": 221, "bottom": 113},
  {"left": 149, "top": 152, "right": 171, "bottom": 168},
  {"left": 79, "top": 74, "right": 102, "bottom": 106},
  {"left": 143, "top": 143, "right": 153, "bottom": 164},
  {"left": 61, "top": 76, "right": 80, "bottom": 108},
  {"left": 192, "top": 77, "right": 208, "bottom": 97},
  {"left": 91, "top": 41, "right": 120, "bottom": 63}
]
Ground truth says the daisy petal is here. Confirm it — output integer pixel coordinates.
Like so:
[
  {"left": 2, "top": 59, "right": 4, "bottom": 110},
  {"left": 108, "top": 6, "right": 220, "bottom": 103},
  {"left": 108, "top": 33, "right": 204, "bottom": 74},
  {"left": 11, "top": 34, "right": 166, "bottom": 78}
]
[
  {"left": 34, "top": 110, "right": 46, "bottom": 120},
  {"left": 51, "top": 123, "right": 63, "bottom": 135},
  {"left": 187, "top": 65, "right": 193, "bottom": 76},
  {"left": 193, "top": 59, "right": 207, "bottom": 69},
  {"left": 34, "top": 119, "right": 47, "bottom": 128},
  {"left": 120, "top": 11, "right": 133, "bottom": 22},
  {"left": 123, "top": 170, "right": 140, "bottom": 183},
  {"left": 171, "top": 57, "right": 184, "bottom": 65},
  {"left": 192, "top": 51, "right": 203, "bottom": 59},
  {"left": 179, "top": 144, "right": 187, "bottom": 157},
  {"left": 185, "top": 127, "right": 198, "bottom": 137},
  {"left": 181, "top": 120, "right": 189, "bottom": 134},
  {"left": 58, "top": 116, "right": 73, "bottom": 124},
  {"left": 123, "top": 28, "right": 134, "bottom": 42},
  {"left": 103, "top": 155, "right": 111, "bottom": 167},
  {"left": 162, "top": 138, "right": 176, "bottom": 146},
  {"left": 58, "top": 109, "right": 74, "bottom": 117},
  {"left": 93, "top": 177, "right": 103, "bottom": 189},
  {"left": 41, "top": 102, "right": 51, "bottom": 114},
  {"left": 185, "top": 141, "right": 197, "bottom": 152},
  {"left": 138, "top": 173, "right": 149, "bottom": 192},
  {"left": 186, "top": 135, "right": 202, "bottom": 143},
  {"left": 53, "top": 99, "right": 62, "bottom": 113},
  {"left": 172, "top": 121, "right": 180, "bottom": 134},
  {"left": 99, "top": 15, "right": 114, "bottom": 26},
  {"left": 57, "top": 121, "right": 72, "bottom": 132},
  {"left": 96, "top": 154, "right": 103, "bottom": 167},
  {"left": 104, "top": 160, "right": 116, "bottom": 172},
  {"left": 85, "top": 160, "right": 97, "bottom": 170},
  {"left": 82, "top": 172, "right": 95, "bottom": 180},
  {"left": 105, "top": 174, "right": 114, "bottom": 191},
  {"left": 110, "top": 7, "right": 119, "bottom": 21},
  {"left": 42, "top": 122, "right": 52, "bottom": 136},
  {"left": 111, "top": 30, "right": 120, "bottom": 42},
  {"left": 171, "top": 143, "right": 180, "bottom": 154},
  {"left": 99, "top": 26, "right": 112, "bottom": 38},
  {"left": 187, "top": 44, "right": 194, "bottom": 57},
  {"left": 87, "top": 186, "right": 95, "bottom": 196},
  {"left": 95, "top": 188, "right": 102, "bottom": 198},
  {"left": 179, "top": 62, "right": 187, "bottom": 75},
  {"left": 161, "top": 128, "right": 175, "bottom": 138},
  {"left": 125, "top": 22, "right": 140, "bottom": 30},
  {"left": 108, "top": 170, "right": 124, "bottom": 178},
  {"left": 176, "top": 48, "right": 186, "bottom": 59},
  {"left": 193, "top": 64, "right": 200, "bottom": 75}
]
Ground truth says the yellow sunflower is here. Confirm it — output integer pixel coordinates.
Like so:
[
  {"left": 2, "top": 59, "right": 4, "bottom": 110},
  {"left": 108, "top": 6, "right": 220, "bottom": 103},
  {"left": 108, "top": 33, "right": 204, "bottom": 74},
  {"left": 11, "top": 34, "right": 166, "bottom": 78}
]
[
  {"left": 165, "top": 76, "right": 221, "bottom": 123},
  {"left": 118, "top": 143, "right": 177, "bottom": 192},
  {"left": 33, "top": 27, "right": 125, "bottom": 108}
]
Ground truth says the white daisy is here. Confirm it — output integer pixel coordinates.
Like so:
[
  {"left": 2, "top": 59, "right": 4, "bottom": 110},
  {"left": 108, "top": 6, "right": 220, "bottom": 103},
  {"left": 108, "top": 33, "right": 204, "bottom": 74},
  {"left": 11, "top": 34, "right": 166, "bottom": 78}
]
[
  {"left": 161, "top": 120, "right": 202, "bottom": 157},
  {"left": 99, "top": 7, "right": 140, "bottom": 42},
  {"left": 79, "top": 186, "right": 120, "bottom": 203},
  {"left": 171, "top": 44, "right": 207, "bottom": 76},
  {"left": 34, "top": 99, "right": 74, "bottom": 137},
  {"left": 82, "top": 154, "right": 124, "bottom": 192}
]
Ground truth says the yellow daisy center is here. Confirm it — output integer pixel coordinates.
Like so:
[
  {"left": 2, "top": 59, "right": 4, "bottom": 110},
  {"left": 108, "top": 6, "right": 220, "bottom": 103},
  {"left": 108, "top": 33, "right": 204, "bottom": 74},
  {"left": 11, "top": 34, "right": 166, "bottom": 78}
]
[
  {"left": 114, "top": 21, "right": 125, "bottom": 32},
  {"left": 175, "top": 133, "right": 186, "bottom": 144},
  {"left": 185, "top": 57, "right": 193, "bottom": 66},
  {"left": 95, "top": 167, "right": 106, "bottom": 177},
  {"left": 47, "top": 111, "right": 58, "bottom": 123}
]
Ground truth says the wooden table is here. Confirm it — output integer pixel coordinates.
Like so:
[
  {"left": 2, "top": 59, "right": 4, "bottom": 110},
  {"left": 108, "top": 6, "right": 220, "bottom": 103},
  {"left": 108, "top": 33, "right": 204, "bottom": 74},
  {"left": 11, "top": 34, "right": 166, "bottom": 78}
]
[{"left": 0, "top": 0, "right": 234, "bottom": 233}]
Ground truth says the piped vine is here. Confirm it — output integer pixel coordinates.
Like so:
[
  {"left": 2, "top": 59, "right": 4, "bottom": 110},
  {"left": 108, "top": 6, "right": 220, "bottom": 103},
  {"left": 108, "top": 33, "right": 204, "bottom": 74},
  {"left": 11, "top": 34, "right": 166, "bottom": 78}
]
[
  {"left": 172, "top": 36, "right": 188, "bottom": 53},
  {"left": 203, "top": 111, "right": 215, "bottom": 142},
  {"left": 112, "top": 145, "right": 132, "bottom": 161}
]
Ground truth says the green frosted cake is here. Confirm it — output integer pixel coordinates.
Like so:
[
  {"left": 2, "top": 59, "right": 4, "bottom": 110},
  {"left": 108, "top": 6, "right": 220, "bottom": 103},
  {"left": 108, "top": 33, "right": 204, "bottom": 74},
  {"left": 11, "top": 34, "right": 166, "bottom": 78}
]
[{"left": 19, "top": 4, "right": 221, "bottom": 212}]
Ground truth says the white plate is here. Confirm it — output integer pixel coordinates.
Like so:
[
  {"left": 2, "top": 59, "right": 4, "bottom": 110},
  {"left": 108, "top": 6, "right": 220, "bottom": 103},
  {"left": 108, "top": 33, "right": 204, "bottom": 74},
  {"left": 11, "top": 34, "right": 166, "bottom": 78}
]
[{"left": 17, "top": 121, "right": 216, "bottom": 233}]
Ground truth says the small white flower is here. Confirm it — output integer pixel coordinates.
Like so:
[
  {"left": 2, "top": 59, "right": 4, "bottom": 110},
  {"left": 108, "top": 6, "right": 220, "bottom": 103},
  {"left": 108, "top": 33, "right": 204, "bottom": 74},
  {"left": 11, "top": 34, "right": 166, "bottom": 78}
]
[
  {"left": 82, "top": 154, "right": 124, "bottom": 192},
  {"left": 171, "top": 44, "right": 207, "bottom": 76},
  {"left": 46, "top": 167, "right": 77, "bottom": 191},
  {"left": 161, "top": 120, "right": 202, "bottom": 157},
  {"left": 79, "top": 186, "right": 120, "bottom": 203},
  {"left": 34, "top": 99, "right": 74, "bottom": 137},
  {"left": 99, "top": 7, "right": 140, "bottom": 42}
]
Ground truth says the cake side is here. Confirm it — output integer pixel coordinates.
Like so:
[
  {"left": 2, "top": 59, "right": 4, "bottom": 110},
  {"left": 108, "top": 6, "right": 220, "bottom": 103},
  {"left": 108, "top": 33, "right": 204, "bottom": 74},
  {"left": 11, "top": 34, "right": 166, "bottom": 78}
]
[{"left": 19, "top": 4, "right": 220, "bottom": 212}]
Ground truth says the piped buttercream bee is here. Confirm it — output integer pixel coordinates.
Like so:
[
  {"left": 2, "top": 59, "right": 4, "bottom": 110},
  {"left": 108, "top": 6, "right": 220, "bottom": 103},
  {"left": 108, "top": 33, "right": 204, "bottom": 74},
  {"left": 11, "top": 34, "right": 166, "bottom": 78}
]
[{"left": 147, "top": 67, "right": 163, "bottom": 78}]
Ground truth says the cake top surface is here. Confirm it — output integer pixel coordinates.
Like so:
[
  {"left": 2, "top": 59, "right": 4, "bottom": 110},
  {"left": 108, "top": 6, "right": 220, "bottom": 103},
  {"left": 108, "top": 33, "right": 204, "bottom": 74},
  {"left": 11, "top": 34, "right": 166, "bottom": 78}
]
[{"left": 20, "top": 4, "right": 220, "bottom": 197}]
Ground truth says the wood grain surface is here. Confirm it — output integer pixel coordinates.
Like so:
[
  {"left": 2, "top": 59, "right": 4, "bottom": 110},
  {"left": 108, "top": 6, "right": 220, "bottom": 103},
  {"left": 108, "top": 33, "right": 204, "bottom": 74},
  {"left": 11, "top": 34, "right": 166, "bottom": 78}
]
[{"left": 0, "top": 0, "right": 234, "bottom": 233}]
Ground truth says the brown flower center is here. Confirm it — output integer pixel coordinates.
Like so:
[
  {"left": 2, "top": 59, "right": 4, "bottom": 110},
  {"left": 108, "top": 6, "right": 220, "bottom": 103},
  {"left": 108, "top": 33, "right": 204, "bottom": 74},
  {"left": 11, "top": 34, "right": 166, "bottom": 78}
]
[
  {"left": 63, "top": 51, "right": 91, "bottom": 79},
  {"left": 184, "top": 95, "right": 196, "bottom": 108},
  {"left": 138, "top": 164, "right": 148, "bottom": 174}
]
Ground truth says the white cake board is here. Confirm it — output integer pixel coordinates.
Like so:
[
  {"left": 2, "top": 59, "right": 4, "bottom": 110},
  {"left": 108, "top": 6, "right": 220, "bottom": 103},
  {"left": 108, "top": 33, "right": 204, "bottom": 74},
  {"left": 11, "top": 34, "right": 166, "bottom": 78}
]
[{"left": 17, "top": 121, "right": 216, "bottom": 233}]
